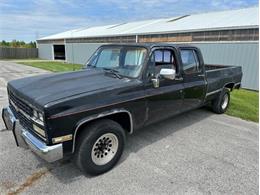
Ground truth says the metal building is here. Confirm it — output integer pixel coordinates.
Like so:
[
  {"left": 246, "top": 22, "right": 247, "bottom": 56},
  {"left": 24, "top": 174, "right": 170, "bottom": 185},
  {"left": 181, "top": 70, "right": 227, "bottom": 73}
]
[{"left": 37, "top": 7, "right": 259, "bottom": 90}]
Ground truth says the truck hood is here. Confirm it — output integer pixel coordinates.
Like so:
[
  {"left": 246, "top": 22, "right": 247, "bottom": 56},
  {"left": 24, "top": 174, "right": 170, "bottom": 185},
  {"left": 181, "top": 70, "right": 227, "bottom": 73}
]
[{"left": 8, "top": 69, "right": 133, "bottom": 107}]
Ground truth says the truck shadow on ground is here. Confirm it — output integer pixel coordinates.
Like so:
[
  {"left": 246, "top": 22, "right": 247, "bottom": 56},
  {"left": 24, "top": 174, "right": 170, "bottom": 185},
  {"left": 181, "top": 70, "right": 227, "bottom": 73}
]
[{"left": 39, "top": 107, "right": 214, "bottom": 183}]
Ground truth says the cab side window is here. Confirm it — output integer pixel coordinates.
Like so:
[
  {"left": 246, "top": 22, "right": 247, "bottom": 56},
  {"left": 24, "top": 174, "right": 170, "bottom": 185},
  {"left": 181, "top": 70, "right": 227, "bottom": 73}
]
[
  {"left": 153, "top": 49, "right": 177, "bottom": 74},
  {"left": 180, "top": 49, "right": 200, "bottom": 74}
]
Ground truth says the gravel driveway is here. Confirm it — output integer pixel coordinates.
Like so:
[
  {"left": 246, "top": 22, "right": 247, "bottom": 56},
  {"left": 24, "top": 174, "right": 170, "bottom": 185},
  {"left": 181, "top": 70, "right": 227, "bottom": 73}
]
[{"left": 0, "top": 61, "right": 258, "bottom": 195}]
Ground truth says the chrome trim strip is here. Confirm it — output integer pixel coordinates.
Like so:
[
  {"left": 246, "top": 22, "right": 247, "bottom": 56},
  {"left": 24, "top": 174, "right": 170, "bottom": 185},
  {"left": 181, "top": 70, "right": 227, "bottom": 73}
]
[
  {"left": 205, "top": 89, "right": 222, "bottom": 97},
  {"left": 234, "top": 82, "right": 241, "bottom": 87},
  {"left": 31, "top": 117, "right": 44, "bottom": 126},
  {"left": 10, "top": 99, "right": 31, "bottom": 120},
  {"left": 206, "top": 82, "right": 240, "bottom": 97},
  {"left": 72, "top": 109, "right": 133, "bottom": 153},
  {"left": 205, "top": 66, "right": 237, "bottom": 73}
]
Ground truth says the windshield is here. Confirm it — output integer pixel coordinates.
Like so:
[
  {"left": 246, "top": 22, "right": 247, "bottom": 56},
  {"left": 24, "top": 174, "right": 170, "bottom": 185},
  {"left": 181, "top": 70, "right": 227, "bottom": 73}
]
[{"left": 87, "top": 46, "right": 147, "bottom": 78}]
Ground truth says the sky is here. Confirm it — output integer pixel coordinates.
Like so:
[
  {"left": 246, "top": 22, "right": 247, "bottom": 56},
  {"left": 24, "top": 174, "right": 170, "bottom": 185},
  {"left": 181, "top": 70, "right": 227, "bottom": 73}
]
[{"left": 0, "top": 0, "right": 258, "bottom": 42}]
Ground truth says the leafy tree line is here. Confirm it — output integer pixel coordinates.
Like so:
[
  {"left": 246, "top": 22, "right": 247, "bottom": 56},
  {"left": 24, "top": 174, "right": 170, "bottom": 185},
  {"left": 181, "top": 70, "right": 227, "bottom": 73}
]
[{"left": 0, "top": 40, "right": 36, "bottom": 48}]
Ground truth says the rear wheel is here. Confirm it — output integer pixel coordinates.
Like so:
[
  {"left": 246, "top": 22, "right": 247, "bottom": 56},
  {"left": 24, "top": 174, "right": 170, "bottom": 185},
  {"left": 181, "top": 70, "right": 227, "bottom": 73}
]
[
  {"left": 212, "top": 88, "right": 230, "bottom": 114},
  {"left": 74, "top": 119, "right": 126, "bottom": 175}
]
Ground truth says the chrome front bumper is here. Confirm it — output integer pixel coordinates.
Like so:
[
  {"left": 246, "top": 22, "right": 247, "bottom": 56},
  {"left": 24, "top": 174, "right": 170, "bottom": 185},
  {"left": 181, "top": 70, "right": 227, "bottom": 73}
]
[{"left": 2, "top": 107, "right": 63, "bottom": 162}]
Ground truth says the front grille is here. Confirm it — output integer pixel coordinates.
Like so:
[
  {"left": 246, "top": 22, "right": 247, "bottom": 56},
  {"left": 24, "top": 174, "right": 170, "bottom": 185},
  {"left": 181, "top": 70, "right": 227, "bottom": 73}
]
[
  {"left": 9, "top": 91, "right": 34, "bottom": 132},
  {"left": 9, "top": 91, "right": 33, "bottom": 117},
  {"left": 8, "top": 90, "right": 46, "bottom": 141},
  {"left": 18, "top": 109, "right": 34, "bottom": 131}
]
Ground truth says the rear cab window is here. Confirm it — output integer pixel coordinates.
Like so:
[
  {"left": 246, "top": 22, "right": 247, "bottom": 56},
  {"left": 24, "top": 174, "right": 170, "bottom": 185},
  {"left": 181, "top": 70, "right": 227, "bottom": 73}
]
[{"left": 180, "top": 49, "right": 200, "bottom": 74}]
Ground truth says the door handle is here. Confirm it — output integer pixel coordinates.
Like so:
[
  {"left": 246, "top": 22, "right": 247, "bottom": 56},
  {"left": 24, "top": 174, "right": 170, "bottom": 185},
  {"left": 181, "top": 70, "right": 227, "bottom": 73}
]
[{"left": 198, "top": 74, "right": 205, "bottom": 77}]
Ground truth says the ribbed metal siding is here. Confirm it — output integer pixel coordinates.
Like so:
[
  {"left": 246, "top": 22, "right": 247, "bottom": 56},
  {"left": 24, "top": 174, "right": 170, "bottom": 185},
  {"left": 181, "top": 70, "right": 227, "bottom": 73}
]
[
  {"left": 38, "top": 44, "right": 53, "bottom": 60},
  {"left": 192, "top": 42, "right": 259, "bottom": 90},
  {"left": 65, "top": 43, "right": 103, "bottom": 65}
]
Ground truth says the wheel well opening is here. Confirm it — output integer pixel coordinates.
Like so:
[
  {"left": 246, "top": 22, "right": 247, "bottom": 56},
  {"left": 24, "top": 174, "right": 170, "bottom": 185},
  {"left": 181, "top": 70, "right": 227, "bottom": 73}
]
[
  {"left": 225, "top": 83, "right": 235, "bottom": 91},
  {"left": 74, "top": 112, "right": 132, "bottom": 148},
  {"left": 106, "top": 112, "right": 131, "bottom": 133}
]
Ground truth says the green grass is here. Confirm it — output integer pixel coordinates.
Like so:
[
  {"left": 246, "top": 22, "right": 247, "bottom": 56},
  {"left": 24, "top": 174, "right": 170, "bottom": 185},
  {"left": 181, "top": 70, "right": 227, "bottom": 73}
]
[
  {"left": 226, "top": 89, "right": 258, "bottom": 122},
  {"left": 18, "top": 61, "right": 83, "bottom": 72}
]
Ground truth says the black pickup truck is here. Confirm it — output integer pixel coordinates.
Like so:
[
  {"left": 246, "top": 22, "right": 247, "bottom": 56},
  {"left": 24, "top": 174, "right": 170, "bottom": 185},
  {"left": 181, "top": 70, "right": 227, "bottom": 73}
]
[{"left": 2, "top": 43, "right": 242, "bottom": 175}]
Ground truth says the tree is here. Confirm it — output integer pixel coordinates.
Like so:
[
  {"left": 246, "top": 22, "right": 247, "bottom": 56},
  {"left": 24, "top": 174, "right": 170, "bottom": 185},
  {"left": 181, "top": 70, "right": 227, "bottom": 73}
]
[
  {"left": 0, "top": 40, "right": 37, "bottom": 48},
  {"left": 0, "top": 40, "right": 10, "bottom": 47}
]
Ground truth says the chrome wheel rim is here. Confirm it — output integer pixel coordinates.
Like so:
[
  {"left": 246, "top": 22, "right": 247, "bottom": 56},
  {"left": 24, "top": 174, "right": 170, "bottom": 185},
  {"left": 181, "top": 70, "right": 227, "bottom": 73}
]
[
  {"left": 91, "top": 133, "right": 119, "bottom": 166},
  {"left": 221, "top": 94, "right": 229, "bottom": 110}
]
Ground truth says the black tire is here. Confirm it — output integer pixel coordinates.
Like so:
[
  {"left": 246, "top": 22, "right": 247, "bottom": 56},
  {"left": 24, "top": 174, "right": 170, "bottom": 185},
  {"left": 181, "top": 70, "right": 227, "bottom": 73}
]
[
  {"left": 74, "top": 119, "right": 126, "bottom": 175},
  {"left": 212, "top": 88, "right": 230, "bottom": 114}
]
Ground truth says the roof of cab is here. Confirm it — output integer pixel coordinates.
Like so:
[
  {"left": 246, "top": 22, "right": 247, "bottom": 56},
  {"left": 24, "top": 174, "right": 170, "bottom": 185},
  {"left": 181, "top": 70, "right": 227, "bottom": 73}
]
[{"left": 99, "top": 42, "right": 194, "bottom": 49}]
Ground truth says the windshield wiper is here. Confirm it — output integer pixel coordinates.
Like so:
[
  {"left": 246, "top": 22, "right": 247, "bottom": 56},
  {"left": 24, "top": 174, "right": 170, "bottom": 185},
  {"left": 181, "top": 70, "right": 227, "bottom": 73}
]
[
  {"left": 103, "top": 68, "right": 123, "bottom": 79},
  {"left": 82, "top": 64, "right": 93, "bottom": 69}
]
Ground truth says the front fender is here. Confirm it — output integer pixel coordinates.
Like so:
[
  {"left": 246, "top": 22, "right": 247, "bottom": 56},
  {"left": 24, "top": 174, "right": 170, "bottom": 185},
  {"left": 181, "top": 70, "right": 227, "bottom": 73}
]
[{"left": 72, "top": 109, "right": 133, "bottom": 153}]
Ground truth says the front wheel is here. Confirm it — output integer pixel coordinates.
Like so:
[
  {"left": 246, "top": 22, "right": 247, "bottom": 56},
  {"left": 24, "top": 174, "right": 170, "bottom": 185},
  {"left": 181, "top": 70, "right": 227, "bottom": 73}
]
[
  {"left": 74, "top": 119, "right": 126, "bottom": 175},
  {"left": 211, "top": 88, "right": 230, "bottom": 114}
]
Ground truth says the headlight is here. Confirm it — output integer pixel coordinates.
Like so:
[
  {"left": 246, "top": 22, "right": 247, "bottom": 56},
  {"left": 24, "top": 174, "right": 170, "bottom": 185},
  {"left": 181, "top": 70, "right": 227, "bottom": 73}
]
[
  {"left": 38, "top": 112, "right": 44, "bottom": 121},
  {"left": 32, "top": 109, "right": 44, "bottom": 126},
  {"left": 33, "top": 110, "right": 38, "bottom": 118},
  {"left": 33, "top": 124, "right": 46, "bottom": 137}
]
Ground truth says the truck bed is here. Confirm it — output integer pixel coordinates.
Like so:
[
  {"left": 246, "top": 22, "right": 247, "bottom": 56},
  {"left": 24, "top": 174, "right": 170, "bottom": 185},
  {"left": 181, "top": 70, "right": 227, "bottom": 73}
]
[{"left": 205, "top": 64, "right": 242, "bottom": 100}]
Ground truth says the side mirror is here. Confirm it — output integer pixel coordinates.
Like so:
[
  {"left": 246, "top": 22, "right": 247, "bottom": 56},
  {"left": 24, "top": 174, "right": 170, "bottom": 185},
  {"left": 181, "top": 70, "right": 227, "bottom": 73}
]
[{"left": 160, "top": 68, "right": 176, "bottom": 80}]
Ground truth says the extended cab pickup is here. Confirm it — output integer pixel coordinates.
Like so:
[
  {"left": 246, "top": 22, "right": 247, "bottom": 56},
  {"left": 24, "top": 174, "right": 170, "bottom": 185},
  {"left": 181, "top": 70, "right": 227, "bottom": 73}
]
[{"left": 2, "top": 43, "right": 242, "bottom": 175}]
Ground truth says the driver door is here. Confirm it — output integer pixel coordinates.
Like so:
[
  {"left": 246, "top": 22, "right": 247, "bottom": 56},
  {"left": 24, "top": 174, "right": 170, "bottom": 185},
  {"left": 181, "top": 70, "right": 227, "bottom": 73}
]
[{"left": 144, "top": 47, "right": 184, "bottom": 125}]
